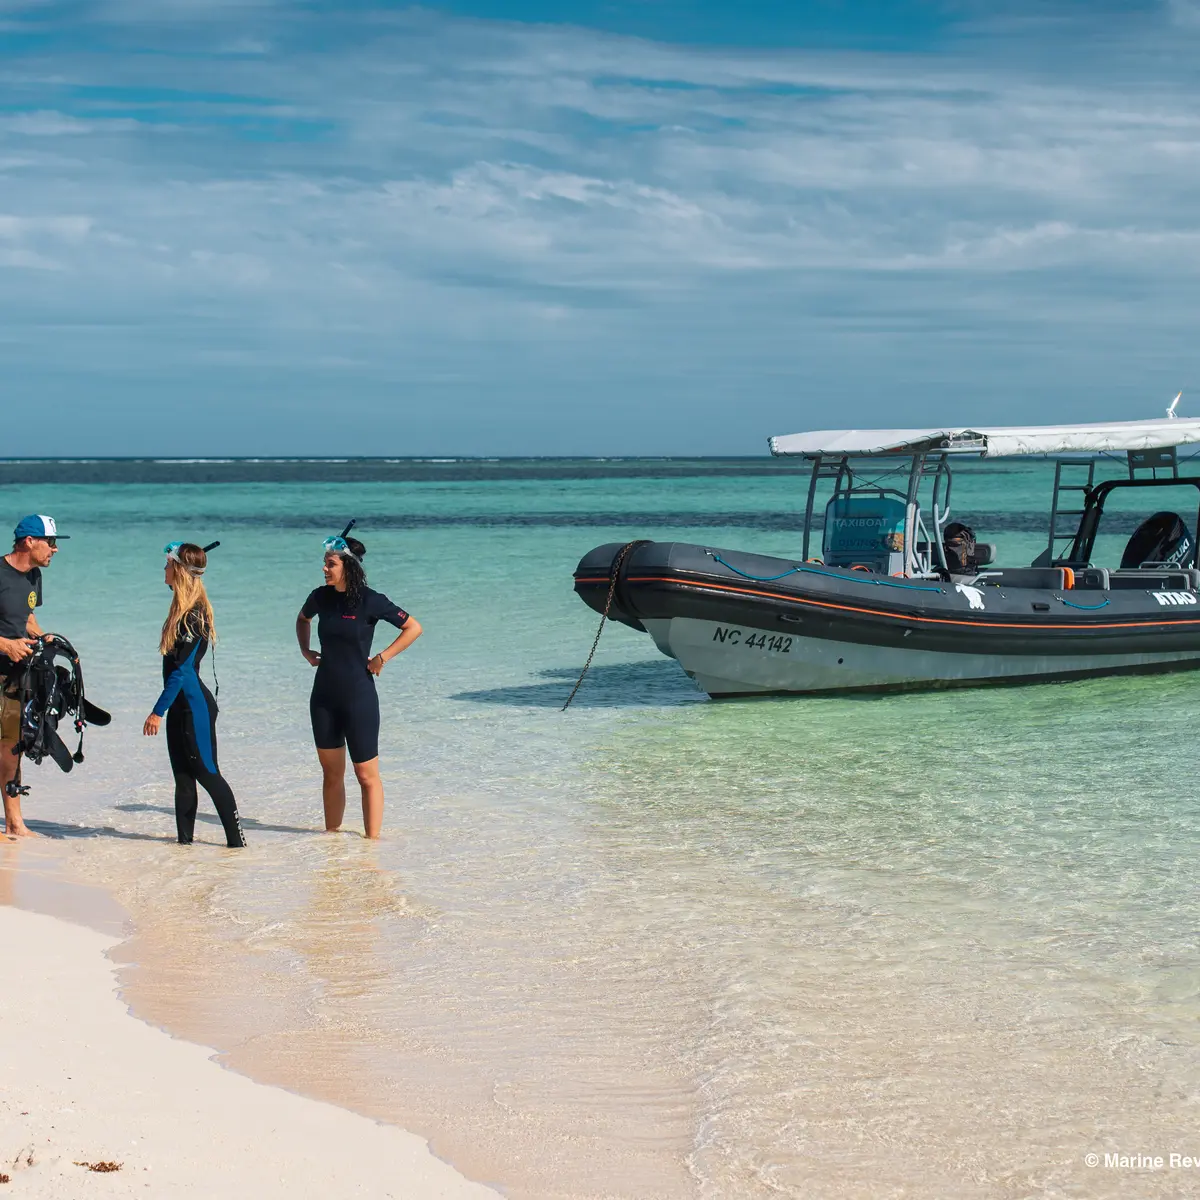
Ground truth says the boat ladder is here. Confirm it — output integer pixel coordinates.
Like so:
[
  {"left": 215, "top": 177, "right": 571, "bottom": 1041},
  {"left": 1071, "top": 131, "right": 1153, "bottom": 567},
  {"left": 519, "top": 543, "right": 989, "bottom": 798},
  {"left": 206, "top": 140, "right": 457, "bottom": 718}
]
[{"left": 1046, "top": 457, "right": 1095, "bottom": 562}]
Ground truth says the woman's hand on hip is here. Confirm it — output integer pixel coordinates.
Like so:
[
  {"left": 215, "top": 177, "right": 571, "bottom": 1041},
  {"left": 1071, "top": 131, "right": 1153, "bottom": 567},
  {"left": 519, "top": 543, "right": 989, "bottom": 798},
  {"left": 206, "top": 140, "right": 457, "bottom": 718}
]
[
  {"left": 368, "top": 653, "right": 385, "bottom": 676},
  {"left": 302, "top": 649, "right": 321, "bottom": 667},
  {"left": 143, "top": 714, "right": 162, "bottom": 736}
]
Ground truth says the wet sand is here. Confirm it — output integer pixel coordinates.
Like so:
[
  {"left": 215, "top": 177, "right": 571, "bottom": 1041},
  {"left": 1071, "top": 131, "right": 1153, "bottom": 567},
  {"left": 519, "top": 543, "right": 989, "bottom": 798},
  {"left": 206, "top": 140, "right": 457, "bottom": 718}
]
[{"left": 0, "top": 900, "right": 500, "bottom": 1199}]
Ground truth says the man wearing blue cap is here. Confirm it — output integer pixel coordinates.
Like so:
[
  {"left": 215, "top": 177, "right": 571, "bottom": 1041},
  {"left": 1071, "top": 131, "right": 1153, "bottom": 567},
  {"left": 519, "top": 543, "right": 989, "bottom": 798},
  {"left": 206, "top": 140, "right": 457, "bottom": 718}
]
[{"left": 1, "top": 515, "right": 68, "bottom": 837}]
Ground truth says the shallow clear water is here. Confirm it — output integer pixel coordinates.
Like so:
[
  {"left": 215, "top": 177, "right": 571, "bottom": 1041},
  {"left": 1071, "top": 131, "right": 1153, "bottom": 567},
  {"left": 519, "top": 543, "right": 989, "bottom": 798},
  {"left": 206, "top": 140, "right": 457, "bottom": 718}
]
[{"left": 4, "top": 458, "right": 1200, "bottom": 1198}]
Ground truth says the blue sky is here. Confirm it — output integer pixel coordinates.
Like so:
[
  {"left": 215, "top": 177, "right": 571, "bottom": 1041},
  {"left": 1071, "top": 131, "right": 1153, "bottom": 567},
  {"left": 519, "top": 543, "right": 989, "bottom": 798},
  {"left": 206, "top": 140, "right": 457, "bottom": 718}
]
[{"left": 2, "top": 0, "right": 1200, "bottom": 455}]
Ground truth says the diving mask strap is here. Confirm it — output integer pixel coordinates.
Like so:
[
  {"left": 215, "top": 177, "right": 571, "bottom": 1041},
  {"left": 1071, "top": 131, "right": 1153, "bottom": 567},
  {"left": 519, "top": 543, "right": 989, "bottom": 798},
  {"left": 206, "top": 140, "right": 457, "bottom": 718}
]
[
  {"left": 166, "top": 540, "right": 218, "bottom": 577},
  {"left": 166, "top": 547, "right": 205, "bottom": 577}
]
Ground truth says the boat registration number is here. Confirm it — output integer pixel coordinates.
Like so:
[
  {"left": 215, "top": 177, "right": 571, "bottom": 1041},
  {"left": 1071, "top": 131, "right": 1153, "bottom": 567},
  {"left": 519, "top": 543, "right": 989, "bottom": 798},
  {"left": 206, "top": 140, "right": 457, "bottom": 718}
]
[{"left": 712, "top": 627, "right": 793, "bottom": 653}]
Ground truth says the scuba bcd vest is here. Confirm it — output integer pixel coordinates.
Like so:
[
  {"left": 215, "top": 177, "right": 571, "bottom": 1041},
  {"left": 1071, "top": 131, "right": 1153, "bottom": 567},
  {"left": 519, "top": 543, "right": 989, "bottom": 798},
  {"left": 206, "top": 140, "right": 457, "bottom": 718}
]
[{"left": 4, "top": 634, "right": 109, "bottom": 795}]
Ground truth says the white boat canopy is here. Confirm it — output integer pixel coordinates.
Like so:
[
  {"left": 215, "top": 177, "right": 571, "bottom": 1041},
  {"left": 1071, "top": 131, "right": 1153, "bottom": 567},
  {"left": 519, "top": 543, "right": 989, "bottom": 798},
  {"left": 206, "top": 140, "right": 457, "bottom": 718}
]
[{"left": 768, "top": 418, "right": 1200, "bottom": 459}]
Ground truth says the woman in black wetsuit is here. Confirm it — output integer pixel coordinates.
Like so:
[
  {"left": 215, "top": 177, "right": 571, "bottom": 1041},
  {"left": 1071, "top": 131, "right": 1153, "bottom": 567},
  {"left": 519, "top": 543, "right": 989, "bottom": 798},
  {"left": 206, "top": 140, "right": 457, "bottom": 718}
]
[
  {"left": 142, "top": 542, "right": 246, "bottom": 848},
  {"left": 295, "top": 532, "right": 421, "bottom": 839}
]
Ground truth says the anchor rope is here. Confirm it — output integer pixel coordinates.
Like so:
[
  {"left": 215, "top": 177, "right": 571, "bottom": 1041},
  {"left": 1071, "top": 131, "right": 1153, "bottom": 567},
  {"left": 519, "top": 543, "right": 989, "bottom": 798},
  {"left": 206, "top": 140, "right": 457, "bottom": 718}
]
[{"left": 563, "top": 540, "right": 647, "bottom": 711}]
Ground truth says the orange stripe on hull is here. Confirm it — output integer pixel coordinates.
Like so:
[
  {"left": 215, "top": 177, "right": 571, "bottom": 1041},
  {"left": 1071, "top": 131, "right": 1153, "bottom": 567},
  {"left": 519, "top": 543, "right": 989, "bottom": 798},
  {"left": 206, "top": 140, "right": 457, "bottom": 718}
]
[{"left": 573, "top": 573, "right": 1200, "bottom": 634}]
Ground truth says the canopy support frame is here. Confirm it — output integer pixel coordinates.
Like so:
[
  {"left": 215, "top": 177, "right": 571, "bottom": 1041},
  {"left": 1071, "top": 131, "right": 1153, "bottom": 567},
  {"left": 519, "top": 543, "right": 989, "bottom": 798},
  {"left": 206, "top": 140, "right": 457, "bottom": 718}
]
[{"left": 800, "top": 451, "right": 953, "bottom": 578}]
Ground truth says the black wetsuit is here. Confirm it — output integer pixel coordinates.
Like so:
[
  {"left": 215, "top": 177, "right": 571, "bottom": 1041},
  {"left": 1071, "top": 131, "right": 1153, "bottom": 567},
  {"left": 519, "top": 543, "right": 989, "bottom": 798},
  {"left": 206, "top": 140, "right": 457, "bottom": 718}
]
[
  {"left": 152, "top": 609, "right": 245, "bottom": 847},
  {"left": 303, "top": 586, "right": 409, "bottom": 763}
]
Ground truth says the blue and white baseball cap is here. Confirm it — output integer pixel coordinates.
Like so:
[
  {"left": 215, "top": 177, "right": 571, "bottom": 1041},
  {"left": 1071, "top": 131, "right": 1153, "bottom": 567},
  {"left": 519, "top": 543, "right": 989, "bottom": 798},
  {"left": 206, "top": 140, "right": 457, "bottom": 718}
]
[{"left": 14, "top": 514, "right": 69, "bottom": 541}]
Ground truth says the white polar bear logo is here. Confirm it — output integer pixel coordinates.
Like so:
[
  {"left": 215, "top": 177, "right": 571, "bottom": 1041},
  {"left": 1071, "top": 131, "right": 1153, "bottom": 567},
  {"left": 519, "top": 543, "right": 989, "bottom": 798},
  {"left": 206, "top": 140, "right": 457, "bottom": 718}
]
[{"left": 955, "top": 584, "right": 985, "bottom": 611}]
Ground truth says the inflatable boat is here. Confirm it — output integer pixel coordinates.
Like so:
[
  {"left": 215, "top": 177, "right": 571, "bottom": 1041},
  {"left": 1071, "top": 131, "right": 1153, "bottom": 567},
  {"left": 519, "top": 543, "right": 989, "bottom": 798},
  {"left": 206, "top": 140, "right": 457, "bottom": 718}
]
[{"left": 573, "top": 416, "right": 1200, "bottom": 696}]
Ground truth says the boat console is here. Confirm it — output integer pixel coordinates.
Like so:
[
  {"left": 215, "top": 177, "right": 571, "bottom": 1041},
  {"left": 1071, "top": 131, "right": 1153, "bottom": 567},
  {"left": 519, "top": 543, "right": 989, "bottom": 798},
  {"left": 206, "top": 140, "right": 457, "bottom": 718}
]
[{"left": 822, "top": 494, "right": 907, "bottom": 574}]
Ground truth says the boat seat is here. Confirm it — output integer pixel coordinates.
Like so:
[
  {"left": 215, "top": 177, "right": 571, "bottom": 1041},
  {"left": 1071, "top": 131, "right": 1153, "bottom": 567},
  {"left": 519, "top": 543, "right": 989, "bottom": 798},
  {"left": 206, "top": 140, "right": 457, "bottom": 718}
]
[
  {"left": 977, "top": 567, "right": 1200, "bottom": 591},
  {"left": 974, "top": 567, "right": 1073, "bottom": 590},
  {"left": 1108, "top": 568, "right": 1200, "bottom": 591}
]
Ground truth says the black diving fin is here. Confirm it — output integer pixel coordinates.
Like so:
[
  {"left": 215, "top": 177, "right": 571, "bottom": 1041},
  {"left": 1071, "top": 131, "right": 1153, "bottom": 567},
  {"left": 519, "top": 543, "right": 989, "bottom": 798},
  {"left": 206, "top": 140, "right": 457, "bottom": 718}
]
[
  {"left": 82, "top": 698, "right": 111, "bottom": 727},
  {"left": 45, "top": 728, "right": 75, "bottom": 773}
]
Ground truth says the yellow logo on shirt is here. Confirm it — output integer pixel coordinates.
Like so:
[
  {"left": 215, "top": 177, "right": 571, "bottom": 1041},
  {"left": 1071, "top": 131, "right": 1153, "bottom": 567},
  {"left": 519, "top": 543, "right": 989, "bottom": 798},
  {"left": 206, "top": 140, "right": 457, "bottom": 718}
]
[{"left": 27, "top": 591, "right": 36, "bottom": 610}]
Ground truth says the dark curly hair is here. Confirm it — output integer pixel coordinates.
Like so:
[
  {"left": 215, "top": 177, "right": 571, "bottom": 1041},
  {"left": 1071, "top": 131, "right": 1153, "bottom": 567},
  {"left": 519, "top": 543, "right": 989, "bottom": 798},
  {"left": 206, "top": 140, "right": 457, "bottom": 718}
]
[{"left": 339, "top": 536, "right": 368, "bottom": 609}]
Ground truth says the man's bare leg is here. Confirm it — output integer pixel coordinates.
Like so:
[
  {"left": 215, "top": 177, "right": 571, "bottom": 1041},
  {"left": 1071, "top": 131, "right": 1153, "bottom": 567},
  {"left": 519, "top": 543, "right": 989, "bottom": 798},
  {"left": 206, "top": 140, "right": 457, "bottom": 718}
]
[{"left": 0, "top": 742, "right": 36, "bottom": 838}]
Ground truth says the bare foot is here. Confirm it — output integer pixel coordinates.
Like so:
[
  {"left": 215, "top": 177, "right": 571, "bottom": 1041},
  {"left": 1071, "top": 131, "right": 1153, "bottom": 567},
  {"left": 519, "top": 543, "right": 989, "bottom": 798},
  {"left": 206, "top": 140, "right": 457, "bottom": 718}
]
[{"left": 3, "top": 825, "right": 39, "bottom": 838}]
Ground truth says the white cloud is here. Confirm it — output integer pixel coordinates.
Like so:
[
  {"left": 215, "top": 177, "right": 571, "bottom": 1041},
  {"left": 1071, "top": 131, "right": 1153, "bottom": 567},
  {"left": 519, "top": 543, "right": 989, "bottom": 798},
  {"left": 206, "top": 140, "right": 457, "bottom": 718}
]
[
  {"left": 0, "top": 246, "right": 63, "bottom": 269},
  {"left": 0, "top": 109, "right": 144, "bottom": 135},
  {"left": 2, "top": 3, "right": 1200, "bottom": 450},
  {"left": 0, "top": 214, "right": 93, "bottom": 241},
  {"left": 1168, "top": 0, "right": 1200, "bottom": 27}
]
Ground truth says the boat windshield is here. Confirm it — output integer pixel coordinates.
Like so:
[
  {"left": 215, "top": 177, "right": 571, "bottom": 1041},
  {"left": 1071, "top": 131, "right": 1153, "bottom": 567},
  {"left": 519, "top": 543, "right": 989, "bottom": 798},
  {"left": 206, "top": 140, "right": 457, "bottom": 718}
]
[
  {"left": 801, "top": 453, "right": 954, "bottom": 578},
  {"left": 822, "top": 495, "right": 907, "bottom": 573}
]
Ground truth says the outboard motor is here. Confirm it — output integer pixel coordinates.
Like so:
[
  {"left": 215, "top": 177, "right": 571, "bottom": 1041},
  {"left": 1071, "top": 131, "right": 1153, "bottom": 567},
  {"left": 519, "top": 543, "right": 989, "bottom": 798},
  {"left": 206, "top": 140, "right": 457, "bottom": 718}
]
[
  {"left": 943, "top": 522, "right": 978, "bottom": 575},
  {"left": 1120, "top": 511, "right": 1194, "bottom": 568}
]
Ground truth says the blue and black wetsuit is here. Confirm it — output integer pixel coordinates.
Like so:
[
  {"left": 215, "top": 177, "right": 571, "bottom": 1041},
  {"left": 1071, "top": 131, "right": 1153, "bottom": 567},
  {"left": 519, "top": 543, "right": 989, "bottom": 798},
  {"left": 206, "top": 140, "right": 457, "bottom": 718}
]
[
  {"left": 303, "top": 586, "right": 409, "bottom": 764},
  {"left": 153, "top": 608, "right": 245, "bottom": 847}
]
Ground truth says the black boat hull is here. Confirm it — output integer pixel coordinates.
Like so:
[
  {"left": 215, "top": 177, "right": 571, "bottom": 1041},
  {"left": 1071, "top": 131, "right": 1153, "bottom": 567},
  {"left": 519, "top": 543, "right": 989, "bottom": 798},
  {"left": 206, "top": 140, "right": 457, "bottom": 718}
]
[{"left": 574, "top": 541, "right": 1200, "bottom": 696}]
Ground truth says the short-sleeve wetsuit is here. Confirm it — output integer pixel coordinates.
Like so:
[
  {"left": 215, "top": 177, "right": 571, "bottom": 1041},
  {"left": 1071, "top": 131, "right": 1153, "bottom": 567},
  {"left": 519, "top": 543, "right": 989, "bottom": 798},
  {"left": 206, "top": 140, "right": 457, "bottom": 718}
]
[
  {"left": 152, "top": 608, "right": 246, "bottom": 847},
  {"left": 303, "top": 586, "right": 409, "bottom": 764}
]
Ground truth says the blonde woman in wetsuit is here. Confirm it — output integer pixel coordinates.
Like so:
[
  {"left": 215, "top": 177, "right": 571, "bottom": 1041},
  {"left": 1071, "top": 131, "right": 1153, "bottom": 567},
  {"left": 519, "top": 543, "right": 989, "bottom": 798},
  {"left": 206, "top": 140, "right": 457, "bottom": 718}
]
[
  {"left": 295, "top": 530, "right": 421, "bottom": 839},
  {"left": 143, "top": 541, "right": 245, "bottom": 847}
]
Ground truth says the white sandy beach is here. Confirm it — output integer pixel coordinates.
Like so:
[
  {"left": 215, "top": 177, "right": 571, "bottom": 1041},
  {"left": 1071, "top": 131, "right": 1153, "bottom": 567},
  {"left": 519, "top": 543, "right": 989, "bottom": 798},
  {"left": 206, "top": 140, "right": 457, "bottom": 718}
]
[{"left": 0, "top": 905, "right": 500, "bottom": 1199}]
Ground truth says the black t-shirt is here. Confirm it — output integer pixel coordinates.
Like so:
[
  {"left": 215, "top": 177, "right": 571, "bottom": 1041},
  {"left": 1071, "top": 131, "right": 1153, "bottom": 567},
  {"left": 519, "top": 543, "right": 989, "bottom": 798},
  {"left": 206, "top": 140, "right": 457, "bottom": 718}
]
[
  {"left": 0, "top": 557, "right": 42, "bottom": 674},
  {"left": 301, "top": 586, "right": 409, "bottom": 682}
]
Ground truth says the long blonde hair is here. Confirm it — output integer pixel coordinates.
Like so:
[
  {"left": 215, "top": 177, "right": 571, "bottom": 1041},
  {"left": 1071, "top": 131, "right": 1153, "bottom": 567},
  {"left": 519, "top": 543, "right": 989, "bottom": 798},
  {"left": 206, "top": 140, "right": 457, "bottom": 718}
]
[{"left": 160, "top": 543, "right": 217, "bottom": 654}]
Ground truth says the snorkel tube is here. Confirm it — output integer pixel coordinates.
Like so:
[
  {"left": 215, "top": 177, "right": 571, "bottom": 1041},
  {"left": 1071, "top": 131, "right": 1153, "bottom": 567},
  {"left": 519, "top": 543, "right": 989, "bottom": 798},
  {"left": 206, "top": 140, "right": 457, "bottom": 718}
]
[{"left": 322, "top": 520, "right": 360, "bottom": 561}]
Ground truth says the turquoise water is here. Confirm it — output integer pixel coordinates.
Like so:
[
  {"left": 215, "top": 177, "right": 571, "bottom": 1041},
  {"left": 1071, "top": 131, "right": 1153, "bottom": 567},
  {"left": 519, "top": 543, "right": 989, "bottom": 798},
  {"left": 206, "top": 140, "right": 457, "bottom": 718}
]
[{"left": 3, "top": 458, "right": 1200, "bottom": 1199}]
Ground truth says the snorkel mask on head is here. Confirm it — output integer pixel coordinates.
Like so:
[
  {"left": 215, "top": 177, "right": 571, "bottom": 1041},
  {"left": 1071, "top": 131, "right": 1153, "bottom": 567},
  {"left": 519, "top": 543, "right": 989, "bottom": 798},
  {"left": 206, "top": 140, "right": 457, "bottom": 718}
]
[
  {"left": 164, "top": 540, "right": 220, "bottom": 577},
  {"left": 322, "top": 520, "right": 360, "bottom": 562}
]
